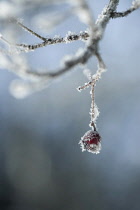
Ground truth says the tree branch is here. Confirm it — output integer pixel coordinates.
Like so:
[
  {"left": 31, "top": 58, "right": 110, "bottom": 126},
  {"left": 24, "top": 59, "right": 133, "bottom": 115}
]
[
  {"left": 22, "top": 0, "right": 119, "bottom": 79},
  {"left": 0, "top": 31, "right": 89, "bottom": 52},
  {"left": 111, "top": 0, "right": 140, "bottom": 18}
]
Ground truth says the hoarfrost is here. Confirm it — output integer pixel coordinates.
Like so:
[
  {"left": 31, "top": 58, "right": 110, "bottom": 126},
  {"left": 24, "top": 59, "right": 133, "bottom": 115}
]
[
  {"left": 79, "top": 130, "right": 101, "bottom": 154},
  {"left": 132, "top": 0, "right": 140, "bottom": 7},
  {"left": 77, "top": 86, "right": 82, "bottom": 92},
  {"left": 89, "top": 104, "right": 99, "bottom": 122}
]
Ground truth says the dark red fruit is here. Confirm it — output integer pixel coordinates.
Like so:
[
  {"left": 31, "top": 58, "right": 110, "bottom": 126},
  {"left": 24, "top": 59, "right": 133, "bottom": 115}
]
[{"left": 79, "top": 130, "right": 101, "bottom": 154}]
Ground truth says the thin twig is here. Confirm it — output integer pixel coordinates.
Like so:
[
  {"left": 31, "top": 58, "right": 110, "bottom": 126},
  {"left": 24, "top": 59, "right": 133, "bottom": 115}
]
[
  {"left": 111, "top": 1, "right": 140, "bottom": 18},
  {"left": 13, "top": 18, "right": 46, "bottom": 41},
  {"left": 0, "top": 32, "right": 89, "bottom": 52}
]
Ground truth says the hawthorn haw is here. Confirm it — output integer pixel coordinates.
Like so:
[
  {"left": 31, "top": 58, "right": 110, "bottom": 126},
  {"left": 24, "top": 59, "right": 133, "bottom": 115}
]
[{"left": 79, "top": 129, "right": 101, "bottom": 154}]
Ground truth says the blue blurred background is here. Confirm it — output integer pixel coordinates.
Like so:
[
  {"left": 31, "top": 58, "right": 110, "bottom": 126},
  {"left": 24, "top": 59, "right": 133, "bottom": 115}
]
[{"left": 0, "top": 0, "right": 140, "bottom": 209}]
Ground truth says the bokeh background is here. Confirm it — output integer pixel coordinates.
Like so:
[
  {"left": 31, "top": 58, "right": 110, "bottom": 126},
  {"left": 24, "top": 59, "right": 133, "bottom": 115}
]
[{"left": 0, "top": 0, "right": 140, "bottom": 209}]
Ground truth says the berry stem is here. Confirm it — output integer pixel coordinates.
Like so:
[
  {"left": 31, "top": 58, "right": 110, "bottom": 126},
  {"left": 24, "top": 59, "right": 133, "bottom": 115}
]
[
  {"left": 90, "top": 121, "right": 97, "bottom": 131},
  {"left": 90, "top": 84, "right": 96, "bottom": 130}
]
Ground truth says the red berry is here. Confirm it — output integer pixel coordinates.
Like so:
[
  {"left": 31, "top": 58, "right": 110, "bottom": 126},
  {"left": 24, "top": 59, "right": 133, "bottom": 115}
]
[{"left": 79, "top": 130, "right": 101, "bottom": 154}]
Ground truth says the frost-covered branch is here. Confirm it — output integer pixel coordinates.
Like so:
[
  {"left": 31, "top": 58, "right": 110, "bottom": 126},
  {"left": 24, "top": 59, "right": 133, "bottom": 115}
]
[
  {"left": 0, "top": 0, "right": 121, "bottom": 81},
  {"left": 111, "top": 0, "right": 140, "bottom": 18},
  {"left": 77, "top": 52, "right": 106, "bottom": 91},
  {"left": 27, "top": 0, "right": 119, "bottom": 79},
  {"left": 1, "top": 0, "right": 139, "bottom": 82},
  {"left": 0, "top": 30, "right": 89, "bottom": 52}
]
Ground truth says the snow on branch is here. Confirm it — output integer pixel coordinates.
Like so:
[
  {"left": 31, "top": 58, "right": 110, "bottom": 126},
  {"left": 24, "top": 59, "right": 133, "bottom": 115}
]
[
  {"left": 111, "top": 0, "right": 140, "bottom": 18},
  {"left": 0, "top": 30, "right": 89, "bottom": 52}
]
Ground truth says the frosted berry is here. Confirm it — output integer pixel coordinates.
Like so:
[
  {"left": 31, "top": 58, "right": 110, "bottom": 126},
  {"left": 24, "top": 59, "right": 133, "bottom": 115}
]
[{"left": 79, "top": 130, "right": 101, "bottom": 154}]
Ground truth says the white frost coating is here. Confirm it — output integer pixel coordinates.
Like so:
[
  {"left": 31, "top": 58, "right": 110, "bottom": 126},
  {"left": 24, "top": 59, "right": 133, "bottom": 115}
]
[
  {"left": 9, "top": 80, "right": 32, "bottom": 99},
  {"left": 54, "top": 35, "right": 61, "bottom": 39},
  {"left": 90, "top": 103, "right": 99, "bottom": 122},
  {"left": 132, "top": 0, "right": 140, "bottom": 7},
  {"left": 79, "top": 141, "right": 101, "bottom": 154},
  {"left": 79, "top": 130, "right": 101, "bottom": 154},
  {"left": 96, "top": 4, "right": 108, "bottom": 25},
  {"left": 64, "top": 31, "right": 76, "bottom": 43},
  {"left": 67, "top": 31, "right": 75, "bottom": 36},
  {"left": 76, "top": 86, "right": 82, "bottom": 92}
]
